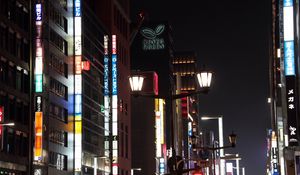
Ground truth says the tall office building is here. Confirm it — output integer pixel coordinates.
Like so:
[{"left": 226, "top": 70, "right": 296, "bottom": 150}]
[
  {"left": 0, "top": 0, "right": 31, "bottom": 174},
  {"left": 80, "top": 1, "right": 110, "bottom": 175},
  {"left": 269, "top": 0, "right": 300, "bottom": 174},
  {"left": 90, "top": 0, "right": 132, "bottom": 174},
  {"left": 32, "top": 0, "right": 75, "bottom": 174}
]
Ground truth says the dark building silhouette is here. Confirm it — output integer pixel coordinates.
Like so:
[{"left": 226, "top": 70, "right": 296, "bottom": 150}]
[{"left": 0, "top": 0, "right": 31, "bottom": 174}]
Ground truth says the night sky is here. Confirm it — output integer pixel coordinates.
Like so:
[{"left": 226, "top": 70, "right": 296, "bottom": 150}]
[{"left": 131, "top": 0, "right": 271, "bottom": 174}]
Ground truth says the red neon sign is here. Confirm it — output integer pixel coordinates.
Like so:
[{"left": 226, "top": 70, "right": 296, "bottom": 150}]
[{"left": 0, "top": 106, "right": 3, "bottom": 122}]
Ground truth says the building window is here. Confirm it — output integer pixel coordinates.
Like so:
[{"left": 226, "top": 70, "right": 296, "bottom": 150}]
[
  {"left": 49, "top": 103, "right": 68, "bottom": 123},
  {"left": 8, "top": 30, "right": 16, "bottom": 56},
  {"left": 8, "top": 96, "right": 15, "bottom": 121},
  {"left": 7, "top": 63, "right": 15, "bottom": 88},
  {"left": 49, "top": 54, "right": 68, "bottom": 77},
  {"left": 0, "top": 59, "right": 7, "bottom": 82},
  {"left": 49, "top": 151, "right": 68, "bottom": 171},
  {"left": 49, "top": 129, "right": 68, "bottom": 147},
  {"left": 50, "top": 29, "right": 68, "bottom": 55},
  {"left": 50, "top": 77, "right": 68, "bottom": 99},
  {"left": 0, "top": 25, "right": 7, "bottom": 49},
  {"left": 16, "top": 67, "right": 22, "bottom": 91},
  {"left": 49, "top": 4, "right": 68, "bottom": 33}
]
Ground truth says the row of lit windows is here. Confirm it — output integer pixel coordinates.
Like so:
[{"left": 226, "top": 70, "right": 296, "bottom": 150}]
[
  {"left": 173, "top": 59, "right": 196, "bottom": 64},
  {"left": 49, "top": 151, "right": 67, "bottom": 171},
  {"left": 0, "top": 168, "right": 26, "bottom": 175},
  {"left": 49, "top": 129, "right": 68, "bottom": 147}
]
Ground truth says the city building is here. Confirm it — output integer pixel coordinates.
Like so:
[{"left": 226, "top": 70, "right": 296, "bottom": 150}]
[
  {"left": 172, "top": 51, "right": 200, "bottom": 166},
  {"left": 32, "top": 0, "right": 75, "bottom": 174},
  {"left": 80, "top": 1, "right": 110, "bottom": 175},
  {"left": 269, "top": 0, "right": 300, "bottom": 174},
  {"left": 131, "top": 20, "right": 175, "bottom": 175},
  {"left": 0, "top": 0, "right": 31, "bottom": 174},
  {"left": 92, "top": 0, "right": 132, "bottom": 174}
]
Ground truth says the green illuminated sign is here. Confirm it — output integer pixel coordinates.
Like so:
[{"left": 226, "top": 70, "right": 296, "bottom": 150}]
[{"left": 141, "top": 24, "right": 165, "bottom": 50}]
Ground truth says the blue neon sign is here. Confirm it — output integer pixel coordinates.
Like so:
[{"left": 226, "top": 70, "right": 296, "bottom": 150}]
[
  {"left": 104, "top": 56, "right": 109, "bottom": 95},
  {"left": 284, "top": 41, "right": 295, "bottom": 76},
  {"left": 35, "top": 4, "right": 42, "bottom": 21},
  {"left": 284, "top": 0, "right": 293, "bottom": 7},
  {"left": 112, "top": 55, "right": 117, "bottom": 95},
  {"left": 74, "top": 0, "right": 81, "bottom": 17}
]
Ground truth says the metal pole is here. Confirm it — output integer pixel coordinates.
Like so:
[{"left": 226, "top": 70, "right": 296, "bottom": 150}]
[
  {"left": 218, "top": 117, "right": 225, "bottom": 175},
  {"left": 236, "top": 156, "right": 240, "bottom": 175},
  {"left": 242, "top": 167, "right": 245, "bottom": 175},
  {"left": 212, "top": 144, "right": 216, "bottom": 175}
]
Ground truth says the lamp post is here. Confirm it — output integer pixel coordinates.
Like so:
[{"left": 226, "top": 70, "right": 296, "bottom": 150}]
[
  {"left": 131, "top": 168, "right": 142, "bottom": 175},
  {"left": 223, "top": 154, "right": 241, "bottom": 175},
  {"left": 190, "top": 132, "right": 237, "bottom": 175},
  {"left": 201, "top": 116, "right": 225, "bottom": 175},
  {"left": 129, "top": 69, "right": 213, "bottom": 175}
]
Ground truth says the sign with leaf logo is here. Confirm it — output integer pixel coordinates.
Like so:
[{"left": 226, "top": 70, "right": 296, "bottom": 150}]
[{"left": 140, "top": 24, "right": 165, "bottom": 50}]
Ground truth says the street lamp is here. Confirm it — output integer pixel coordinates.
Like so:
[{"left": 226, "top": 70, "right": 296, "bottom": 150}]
[
  {"left": 201, "top": 115, "right": 225, "bottom": 175},
  {"left": 190, "top": 131, "right": 237, "bottom": 175},
  {"left": 131, "top": 168, "right": 142, "bottom": 175},
  {"left": 129, "top": 69, "right": 213, "bottom": 175}
]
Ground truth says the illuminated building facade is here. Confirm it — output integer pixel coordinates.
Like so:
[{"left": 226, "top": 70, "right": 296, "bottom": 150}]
[
  {"left": 172, "top": 51, "right": 200, "bottom": 169},
  {"left": 269, "top": 0, "right": 300, "bottom": 174},
  {"left": 131, "top": 21, "right": 174, "bottom": 175},
  {"left": 0, "top": 0, "right": 31, "bottom": 174}
]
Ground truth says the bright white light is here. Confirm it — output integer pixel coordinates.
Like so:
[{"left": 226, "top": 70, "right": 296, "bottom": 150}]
[
  {"left": 0, "top": 123, "right": 15, "bottom": 126},
  {"left": 277, "top": 48, "right": 281, "bottom": 58},
  {"left": 197, "top": 71, "right": 212, "bottom": 88},
  {"left": 283, "top": 6, "right": 294, "bottom": 41},
  {"left": 268, "top": 98, "right": 272, "bottom": 103},
  {"left": 129, "top": 76, "right": 144, "bottom": 91}
]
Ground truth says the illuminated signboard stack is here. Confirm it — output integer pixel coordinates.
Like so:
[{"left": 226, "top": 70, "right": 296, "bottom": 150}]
[
  {"left": 74, "top": 0, "right": 83, "bottom": 172},
  {"left": 104, "top": 35, "right": 111, "bottom": 173},
  {"left": 283, "top": 0, "right": 298, "bottom": 146},
  {"left": 112, "top": 34, "right": 119, "bottom": 175},
  {"left": 34, "top": 3, "right": 43, "bottom": 162}
]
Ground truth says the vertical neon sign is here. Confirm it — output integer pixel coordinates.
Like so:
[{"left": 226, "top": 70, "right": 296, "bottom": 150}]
[
  {"left": 112, "top": 35, "right": 118, "bottom": 175},
  {"left": 74, "top": 0, "right": 82, "bottom": 171},
  {"left": 34, "top": 3, "right": 43, "bottom": 162},
  {"left": 283, "top": 0, "right": 295, "bottom": 76},
  {"left": 35, "top": 3, "right": 43, "bottom": 93},
  {"left": 283, "top": 0, "right": 298, "bottom": 146},
  {"left": 104, "top": 35, "right": 111, "bottom": 173},
  {"left": 0, "top": 106, "right": 3, "bottom": 147}
]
